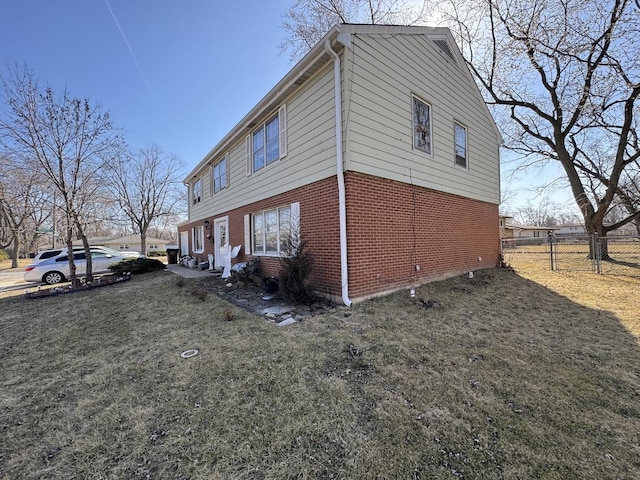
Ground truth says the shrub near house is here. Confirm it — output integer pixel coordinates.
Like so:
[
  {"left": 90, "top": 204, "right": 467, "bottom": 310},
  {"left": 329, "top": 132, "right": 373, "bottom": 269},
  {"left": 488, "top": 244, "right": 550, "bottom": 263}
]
[{"left": 109, "top": 258, "right": 166, "bottom": 276}]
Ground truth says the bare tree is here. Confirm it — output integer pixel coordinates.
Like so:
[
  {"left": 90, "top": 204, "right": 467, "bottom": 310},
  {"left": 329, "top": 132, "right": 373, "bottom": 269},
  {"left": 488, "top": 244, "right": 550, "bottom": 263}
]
[
  {"left": 280, "top": 0, "right": 430, "bottom": 61},
  {"left": 103, "top": 145, "right": 184, "bottom": 255},
  {"left": 617, "top": 162, "right": 640, "bottom": 234},
  {"left": 0, "top": 153, "right": 52, "bottom": 267},
  {"left": 512, "top": 197, "right": 561, "bottom": 226},
  {"left": 439, "top": 0, "right": 640, "bottom": 257},
  {"left": 0, "top": 66, "right": 122, "bottom": 284},
  {"left": 280, "top": 0, "right": 640, "bottom": 255}
]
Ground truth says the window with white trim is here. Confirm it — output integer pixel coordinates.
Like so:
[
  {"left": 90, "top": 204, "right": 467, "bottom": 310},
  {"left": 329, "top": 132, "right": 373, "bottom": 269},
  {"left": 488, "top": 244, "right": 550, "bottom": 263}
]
[
  {"left": 454, "top": 122, "right": 468, "bottom": 168},
  {"left": 246, "top": 105, "right": 287, "bottom": 175},
  {"left": 192, "top": 225, "right": 204, "bottom": 253},
  {"left": 192, "top": 178, "right": 202, "bottom": 205},
  {"left": 119, "top": 244, "right": 130, "bottom": 250},
  {"left": 412, "top": 95, "right": 432, "bottom": 155},
  {"left": 213, "top": 156, "right": 227, "bottom": 194},
  {"left": 251, "top": 206, "right": 291, "bottom": 255},
  {"left": 253, "top": 116, "right": 279, "bottom": 172}
]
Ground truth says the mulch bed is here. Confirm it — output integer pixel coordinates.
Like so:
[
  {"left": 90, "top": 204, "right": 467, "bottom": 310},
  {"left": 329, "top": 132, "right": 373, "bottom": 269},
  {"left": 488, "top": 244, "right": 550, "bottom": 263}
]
[
  {"left": 25, "top": 274, "right": 132, "bottom": 299},
  {"left": 195, "top": 274, "right": 338, "bottom": 321}
]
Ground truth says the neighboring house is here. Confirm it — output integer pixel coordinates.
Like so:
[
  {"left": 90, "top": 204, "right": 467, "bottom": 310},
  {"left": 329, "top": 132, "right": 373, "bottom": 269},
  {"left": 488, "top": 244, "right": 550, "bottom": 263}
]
[
  {"left": 555, "top": 223, "right": 587, "bottom": 236},
  {"left": 609, "top": 221, "right": 638, "bottom": 237},
  {"left": 499, "top": 216, "right": 514, "bottom": 239},
  {"left": 73, "top": 234, "right": 170, "bottom": 255},
  {"left": 508, "top": 225, "right": 560, "bottom": 239},
  {"left": 179, "top": 24, "right": 502, "bottom": 304},
  {"left": 555, "top": 222, "right": 638, "bottom": 237}
]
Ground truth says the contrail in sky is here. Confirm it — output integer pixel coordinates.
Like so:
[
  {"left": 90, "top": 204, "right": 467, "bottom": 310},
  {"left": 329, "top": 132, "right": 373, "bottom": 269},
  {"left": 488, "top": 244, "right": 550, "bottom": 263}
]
[
  {"left": 103, "top": 0, "right": 151, "bottom": 93},
  {"left": 103, "top": 0, "right": 185, "bottom": 155}
]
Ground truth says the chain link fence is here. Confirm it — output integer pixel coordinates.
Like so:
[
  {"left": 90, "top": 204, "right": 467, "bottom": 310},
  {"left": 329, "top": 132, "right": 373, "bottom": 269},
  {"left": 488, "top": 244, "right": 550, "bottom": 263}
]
[{"left": 501, "top": 234, "right": 640, "bottom": 277}]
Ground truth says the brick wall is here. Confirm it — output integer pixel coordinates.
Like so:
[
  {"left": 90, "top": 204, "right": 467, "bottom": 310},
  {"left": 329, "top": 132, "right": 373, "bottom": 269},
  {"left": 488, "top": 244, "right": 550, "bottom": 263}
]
[
  {"left": 178, "top": 172, "right": 499, "bottom": 302},
  {"left": 344, "top": 172, "right": 499, "bottom": 299},
  {"left": 178, "top": 177, "right": 343, "bottom": 297}
]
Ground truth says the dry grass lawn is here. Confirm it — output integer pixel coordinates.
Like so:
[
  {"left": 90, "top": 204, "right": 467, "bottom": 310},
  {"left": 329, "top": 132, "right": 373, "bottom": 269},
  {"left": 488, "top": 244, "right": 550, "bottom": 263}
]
[{"left": 0, "top": 263, "right": 639, "bottom": 479}]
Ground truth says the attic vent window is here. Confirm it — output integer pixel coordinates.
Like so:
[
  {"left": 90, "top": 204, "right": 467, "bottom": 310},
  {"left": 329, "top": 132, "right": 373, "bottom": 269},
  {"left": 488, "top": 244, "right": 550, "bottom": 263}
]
[{"left": 433, "top": 39, "right": 455, "bottom": 61}]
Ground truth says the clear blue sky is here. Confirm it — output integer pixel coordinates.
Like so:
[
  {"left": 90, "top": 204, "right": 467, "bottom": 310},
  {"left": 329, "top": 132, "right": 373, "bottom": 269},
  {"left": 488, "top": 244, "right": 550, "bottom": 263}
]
[{"left": 0, "top": 0, "right": 294, "bottom": 173}]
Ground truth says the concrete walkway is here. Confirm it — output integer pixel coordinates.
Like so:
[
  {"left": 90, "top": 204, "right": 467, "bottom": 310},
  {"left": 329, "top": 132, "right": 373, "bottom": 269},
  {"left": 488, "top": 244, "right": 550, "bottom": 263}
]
[{"left": 165, "top": 264, "right": 220, "bottom": 279}]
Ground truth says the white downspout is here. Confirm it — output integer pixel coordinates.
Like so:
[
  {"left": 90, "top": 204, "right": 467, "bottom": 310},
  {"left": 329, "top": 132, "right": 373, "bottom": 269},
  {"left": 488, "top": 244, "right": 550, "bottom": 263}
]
[{"left": 324, "top": 38, "right": 352, "bottom": 307}]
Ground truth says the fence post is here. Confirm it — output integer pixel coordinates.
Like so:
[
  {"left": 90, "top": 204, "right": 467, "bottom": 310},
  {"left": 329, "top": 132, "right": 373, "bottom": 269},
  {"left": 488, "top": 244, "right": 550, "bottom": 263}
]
[
  {"left": 548, "top": 230, "right": 555, "bottom": 271},
  {"left": 592, "top": 233, "right": 601, "bottom": 274}
]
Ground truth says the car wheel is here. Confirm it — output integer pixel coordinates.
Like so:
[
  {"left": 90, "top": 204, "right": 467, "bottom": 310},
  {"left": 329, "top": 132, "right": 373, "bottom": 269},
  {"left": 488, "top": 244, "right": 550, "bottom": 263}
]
[{"left": 43, "top": 271, "right": 65, "bottom": 285}]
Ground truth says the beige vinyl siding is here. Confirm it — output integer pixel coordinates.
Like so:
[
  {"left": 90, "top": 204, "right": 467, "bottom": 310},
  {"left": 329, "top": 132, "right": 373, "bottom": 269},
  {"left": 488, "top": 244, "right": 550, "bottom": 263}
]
[
  {"left": 188, "top": 169, "right": 212, "bottom": 221},
  {"left": 345, "top": 33, "right": 500, "bottom": 204},
  {"left": 191, "top": 63, "right": 338, "bottom": 218}
]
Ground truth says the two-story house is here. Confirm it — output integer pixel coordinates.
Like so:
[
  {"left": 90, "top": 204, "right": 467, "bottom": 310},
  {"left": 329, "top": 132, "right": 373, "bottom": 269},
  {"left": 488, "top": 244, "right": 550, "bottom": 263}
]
[{"left": 179, "top": 24, "right": 502, "bottom": 305}]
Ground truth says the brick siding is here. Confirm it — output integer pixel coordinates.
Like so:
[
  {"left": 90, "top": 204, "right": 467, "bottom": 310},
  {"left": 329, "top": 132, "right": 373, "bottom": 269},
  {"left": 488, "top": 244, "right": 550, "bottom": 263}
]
[
  {"left": 179, "top": 172, "right": 499, "bottom": 302},
  {"left": 344, "top": 171, "right": 499, "bottom": 299}
]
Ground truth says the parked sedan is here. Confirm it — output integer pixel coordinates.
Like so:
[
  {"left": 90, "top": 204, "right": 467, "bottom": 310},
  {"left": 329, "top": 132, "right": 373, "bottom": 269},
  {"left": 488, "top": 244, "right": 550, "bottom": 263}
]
[
  {"left": 24, "top": 249, "right": 129, "bottom": 285},
  {"left": 31, "top": 246, "right": 143, "bottom": 264}
]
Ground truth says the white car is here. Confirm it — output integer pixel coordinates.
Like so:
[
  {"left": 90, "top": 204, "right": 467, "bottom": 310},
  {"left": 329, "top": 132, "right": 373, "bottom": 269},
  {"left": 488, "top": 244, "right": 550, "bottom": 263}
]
[
  {"left": 31, "top": 246, "right": 143, "bottom": 264},
  {"left": 24, "top": 249, "right": 131, "bottom": 285}
]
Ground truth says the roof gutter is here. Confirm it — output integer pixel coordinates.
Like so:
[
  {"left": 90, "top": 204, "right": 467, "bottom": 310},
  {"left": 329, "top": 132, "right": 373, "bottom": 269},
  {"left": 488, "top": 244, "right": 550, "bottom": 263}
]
[{"left": 324, "top": 36, "right": 352, "bottom": 307}]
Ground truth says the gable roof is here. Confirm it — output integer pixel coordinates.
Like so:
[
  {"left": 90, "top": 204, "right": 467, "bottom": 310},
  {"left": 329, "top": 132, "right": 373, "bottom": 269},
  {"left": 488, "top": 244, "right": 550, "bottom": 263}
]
[{"left": 184, "top": 23, "right": 502, "bottom": 183}]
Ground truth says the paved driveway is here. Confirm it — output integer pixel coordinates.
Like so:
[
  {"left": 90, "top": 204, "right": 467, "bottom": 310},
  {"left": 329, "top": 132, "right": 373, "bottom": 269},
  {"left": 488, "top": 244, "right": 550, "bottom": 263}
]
[{"left": 0, "top": 269, "right": 31, "bottom": 292}]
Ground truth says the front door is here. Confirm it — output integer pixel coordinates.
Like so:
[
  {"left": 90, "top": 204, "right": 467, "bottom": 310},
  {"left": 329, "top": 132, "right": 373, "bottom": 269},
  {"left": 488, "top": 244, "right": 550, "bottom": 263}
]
[
  {"left": 214, "top": 217, "right": 229, "bottom": 269},
  {"left": 180, "top": 231, "right": 189, "bottom": 256}
]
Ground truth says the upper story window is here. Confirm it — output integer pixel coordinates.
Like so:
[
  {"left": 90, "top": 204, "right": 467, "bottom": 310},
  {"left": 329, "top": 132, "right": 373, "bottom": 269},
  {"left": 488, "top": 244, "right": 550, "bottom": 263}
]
[
  {"left": 454, "top": 122, "right": 468, "bottom": 168},
  {"left": 192, "top": 178, "right": 202, "bottom": 205},
  {"left": 213, "top": 155, "right": 227, "bottom": 194},
  {"left": 253, "top": 116, "right": 279, "bottom": 172},
  {"left": 412, "top": 95, "right": 432, "bottom": 155},
  {"left": 246, "top": 105, "right": 287, "bottom": 176}
]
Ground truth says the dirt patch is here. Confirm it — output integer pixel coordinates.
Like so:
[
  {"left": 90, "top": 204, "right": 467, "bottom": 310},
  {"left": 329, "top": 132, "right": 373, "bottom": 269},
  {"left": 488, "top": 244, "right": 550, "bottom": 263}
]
[{"left": 195, "top": 274, "right": 337, "bottom": 322}]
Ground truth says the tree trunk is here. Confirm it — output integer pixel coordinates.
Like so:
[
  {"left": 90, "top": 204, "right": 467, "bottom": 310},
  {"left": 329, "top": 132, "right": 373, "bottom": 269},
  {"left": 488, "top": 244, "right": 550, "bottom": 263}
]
[
  {"left": 65, "top": 221, "right": 79, "bottom": 287},
  {"left": 585, "top": 218, "right": 611, "bottom": 261},
  {"left": 10, "top": 234, "right": 20, "bottom": 269},
  {"left": 140, "top": 229, "right": 147, "bottom": 258},
  {"left": 79, "top": 233, "right": 93, "bottom": 284}
]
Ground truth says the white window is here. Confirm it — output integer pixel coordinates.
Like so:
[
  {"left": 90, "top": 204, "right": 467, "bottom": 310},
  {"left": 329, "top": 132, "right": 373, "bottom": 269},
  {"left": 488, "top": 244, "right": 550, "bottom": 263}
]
[
  {"left": 119, "top": 244, "right": 130, "bottom": 250},
  {"left": 412, "top": 95, "right": 432, "bottom": 155},
  {"left": 454, "top": 122, "right": 468, "bottom": 168},
  {"left": 253, "top": 116, "right": 279, "bottom": 172},
  {"left": 246, "top": 105, "right": 287, "bottom": 176},
  {"left": 251, "top": 206, "right": 291, "bottom": 255},
  {"left": 192, "top": 225, "right": 204, "bottom": 253},
  {"left": 192, "top": 178, "right": 202, "bottom": 205},
  {"left": 213, "top": 155, "right": 227, "bottom": 194}
]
